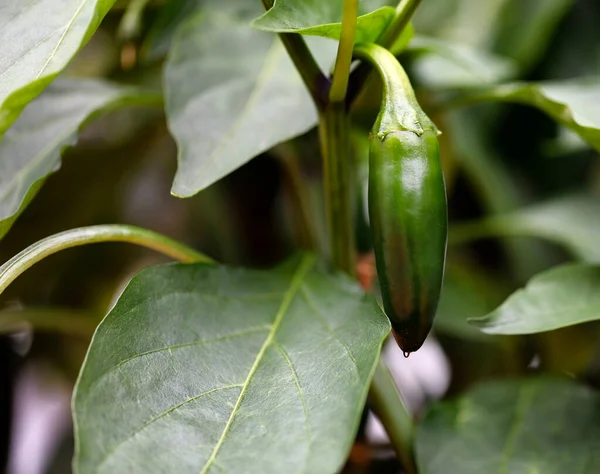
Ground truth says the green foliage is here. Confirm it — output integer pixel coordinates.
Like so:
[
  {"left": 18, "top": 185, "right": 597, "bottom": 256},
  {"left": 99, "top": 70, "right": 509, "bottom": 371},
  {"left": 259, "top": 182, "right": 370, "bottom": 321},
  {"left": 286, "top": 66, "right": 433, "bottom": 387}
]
[
  {"left": 164, "top": 6, "right": 335, "bottom": 196},
  {"left": 0, "top": 0, "right": 599, "bottom": 473},
  {"left": 0, "top": 0, "right": 117, "bottom": 137},
  {"left": 253, "top": 1, "right": 396, "bottom": 43},
  {"left": 471, "top": 264, "right": 600, "bottom": 334},
  {"left": 73, "top": 255, "right": 389, "bottom": 473},
  {"left": 416, "top": 377, "right": 600, "bottom": 473},
  {"left": 452, "top": 79, "right": 600, "bottom": 151},
  {"left": 0, "top": 80, "right": 161, "bottom": 240}
]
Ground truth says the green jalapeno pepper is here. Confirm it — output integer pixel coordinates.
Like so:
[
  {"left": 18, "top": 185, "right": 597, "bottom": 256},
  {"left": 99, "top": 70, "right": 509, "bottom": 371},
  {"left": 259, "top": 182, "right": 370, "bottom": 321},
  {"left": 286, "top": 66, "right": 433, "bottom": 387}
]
[{"left": 353, "top": 43, "right": 447, "bottom": 354}]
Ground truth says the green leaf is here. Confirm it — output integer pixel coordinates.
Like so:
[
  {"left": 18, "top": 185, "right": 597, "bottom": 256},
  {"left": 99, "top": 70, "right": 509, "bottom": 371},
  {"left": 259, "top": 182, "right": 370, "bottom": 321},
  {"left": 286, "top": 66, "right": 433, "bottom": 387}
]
[
  {"left": 165, "top": 8, "right": 335, "bottom": 197},
  {"left": 408, "top": 36, "right": 517, "bottom": 89},
  {"left": 416, "top": 377, "right": 600, "bottom": 474},
  {"left": 470, "top": 264, "right": 600, "bottom": 335},
  {"left": 252, "top": 1, "right": 395, "bottom": 43},
  {"left": 451, "top": 194, "right": 600, "bottom": 262},
  {"left": 0, "top": 79, "right": 161, "bottom": 240},
  {"left": 73, "top": 255, "right": 390, "bottom": 473},
  {"left": 454, "top": 79, "right": 600, "bottom": 151},
  {"left": 0, "top": 0, "right": 116, "bottom": 137}
]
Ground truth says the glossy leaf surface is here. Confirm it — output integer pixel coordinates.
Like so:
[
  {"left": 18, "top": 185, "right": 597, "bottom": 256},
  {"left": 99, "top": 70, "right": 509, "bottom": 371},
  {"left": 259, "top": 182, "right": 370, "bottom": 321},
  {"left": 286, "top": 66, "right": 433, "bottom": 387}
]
[{"left": 73, "top": 255, "right": 390, "bottom": 473}]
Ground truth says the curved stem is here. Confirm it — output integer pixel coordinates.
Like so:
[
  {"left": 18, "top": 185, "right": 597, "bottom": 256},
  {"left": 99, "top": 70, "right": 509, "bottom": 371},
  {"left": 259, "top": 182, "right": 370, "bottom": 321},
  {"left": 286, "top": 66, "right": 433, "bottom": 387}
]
[
  {"left": 262, "top": 0, "right": 330, "bottom": 109},
  {"left": 0, "top": 308, "right": 98, "bottom": 339},
  {"left": 378, "top": 0, "right": 422, "bottom": 49},
  {"left": 330, "top": 0, "right": 359, "bottom": 103},
  {"left": 347, "top": 0, "right": 422, "bottom": 105},
  {"left": 352, "top": 43, "right": 435, "bottom": 134},
  {"left": 448, "top": 218, "right": 529, "bottom": 246},
  {"left": 0, "top": 225, "right": 213, "bottom": 296},
  {"left": 369, "top": 358, "right": 416, "bottom": 474},
  {"left": 353, "top": 43, "right": 419, "bottom": 107}
]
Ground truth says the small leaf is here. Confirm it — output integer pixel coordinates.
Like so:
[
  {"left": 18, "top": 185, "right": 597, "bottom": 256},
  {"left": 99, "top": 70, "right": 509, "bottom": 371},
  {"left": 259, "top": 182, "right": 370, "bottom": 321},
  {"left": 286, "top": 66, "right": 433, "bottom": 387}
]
[
  {"left": 470, "top": 264, "right": 600, "bottom": 335},
  {"left": 0, "top": 0, "right": 116, "bottom": 137},
  {"left": 416, "top": 377, "right": 600, "bottom": 474},
  {"left": 455, "top": 79, "right": 600, "bottom": 151},
  {"left": 73, "top": 255, "right": 390, "bottom": 473},
  {"left": 0, "top": 79, "right": 161, "bottom": 240},
  {"left": 165, "top": 8, "right": 335, "bottom": 197},
  {"left": 253, "top": 1, "right": 395, "bottom": 43}
]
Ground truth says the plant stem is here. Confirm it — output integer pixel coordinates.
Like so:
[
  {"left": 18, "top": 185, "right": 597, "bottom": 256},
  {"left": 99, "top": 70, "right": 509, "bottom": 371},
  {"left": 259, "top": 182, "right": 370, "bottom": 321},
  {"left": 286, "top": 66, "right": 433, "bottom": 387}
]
[
  {"left": 0, "top": 309, "right": 98, "bottom": 339},
  {"left": 347, "top": 0, "right": 422, "bottom": 105},
  {"left": 448, "top": 218, "right": 530, "bottom": 246},
  {"left": 117, "top": 0, "right": 152, "bottom": 41},
  {"left": 369, "top": 359, "right": 416, "bottom": 474},
  {"left": 0, "top": 225, "right": 213, "bottom": 296},
  {"left": 330, "top": 0, "right": 359, "bottom": 103},
  {"left": 319, "top": 103, "right": 356, "bottom": 276},
  {"left": 275, "top": 145, "right": 319, "bottom": 250},
  {"left": 378, "top": 0, "right": 422, "bottom": 49},
  {"left": 261, "top": 0, "right": 330, "bottom": 109}
]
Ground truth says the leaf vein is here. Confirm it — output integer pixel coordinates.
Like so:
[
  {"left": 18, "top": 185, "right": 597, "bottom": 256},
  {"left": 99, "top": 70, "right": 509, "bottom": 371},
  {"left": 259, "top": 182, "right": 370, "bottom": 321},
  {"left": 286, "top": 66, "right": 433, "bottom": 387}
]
[
  {"left": 500, "top": 382, "right": 536, "bottom": 474},
  {"left": 199, "top": 254, "right": 316, "bottom": 474},
  {"left": 36, "top": 0, "right": 90, "bottom": 79},
  {"left": 86, "top": 325, "right": 271, "bottom": 394},
  {"left": 97, "top": 383, "right": 244, "bottom": 469},
  {"left": 273, "top": 341, "right": 311, "bottom": 449},
  {"left": 204, "top": 39, "right": 284, "bottom": 168},
  {"left": 301, "top": 286, "right": 359, "bottom": 369}
]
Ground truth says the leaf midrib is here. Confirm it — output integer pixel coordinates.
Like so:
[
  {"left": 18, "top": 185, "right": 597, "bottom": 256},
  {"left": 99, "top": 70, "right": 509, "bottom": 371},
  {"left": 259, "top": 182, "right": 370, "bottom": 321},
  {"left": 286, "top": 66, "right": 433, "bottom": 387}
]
[
  {"left": 500, "top": 383, "right": 536, "bottom": 474},
  {"left": 203, "top": 39, "right": 284, "bottom": 171},
  {"left": 199, "top": 254, "right": 316, "bottom": 474},
  {"left": 36, "top": 0, "right": 90, "bottom": 79}
]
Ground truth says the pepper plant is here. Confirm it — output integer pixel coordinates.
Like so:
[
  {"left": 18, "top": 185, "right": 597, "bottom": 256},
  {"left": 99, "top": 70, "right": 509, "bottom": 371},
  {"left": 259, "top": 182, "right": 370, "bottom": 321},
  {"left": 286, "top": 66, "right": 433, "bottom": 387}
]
[{"left": 1, "top": 0, "right": 600, "bottom": 473}]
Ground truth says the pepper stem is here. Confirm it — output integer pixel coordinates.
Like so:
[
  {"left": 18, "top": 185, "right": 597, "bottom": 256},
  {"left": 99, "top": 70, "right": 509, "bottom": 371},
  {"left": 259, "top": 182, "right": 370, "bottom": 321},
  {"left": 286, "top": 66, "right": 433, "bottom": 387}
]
[{"left": 0, "top": 225, "right": 213, "bottom": 297}]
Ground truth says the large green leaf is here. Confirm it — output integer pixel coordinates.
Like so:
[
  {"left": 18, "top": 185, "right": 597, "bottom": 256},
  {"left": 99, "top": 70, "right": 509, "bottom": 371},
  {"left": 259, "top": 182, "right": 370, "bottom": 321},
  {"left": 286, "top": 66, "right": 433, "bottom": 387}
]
[
  {"left": 252, "top": 0, "right": 394, "bottom": 43},
  {"left": 73, "top": 255, "right": 390, "bottom": 473},
  {"left": 0, "top": 0, "right": 115, "bottom": 137},
  {"left": 416, "top": 377, "right": 600, "bottom": 474},
  {"left": 165, "top": 7, "right": 335, "bottom": 197},
  {"left": 0, "top": 79, "right": 161, "bottom": 240},
  {"left": 454, "top": 79, "right": 600, "bottom": 151},
  {"left": 470, "top": 264, "right": 600, "bottom": 335},
  {"left": 450, "top": 194, "right": 600, "bottom": 262}
]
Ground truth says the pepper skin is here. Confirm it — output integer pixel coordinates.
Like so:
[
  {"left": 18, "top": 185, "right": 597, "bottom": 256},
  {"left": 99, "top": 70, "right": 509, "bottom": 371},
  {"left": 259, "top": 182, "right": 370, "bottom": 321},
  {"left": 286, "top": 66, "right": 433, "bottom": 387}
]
[{"left": 354, "top": 43, "right": 448, "bottom": 354}]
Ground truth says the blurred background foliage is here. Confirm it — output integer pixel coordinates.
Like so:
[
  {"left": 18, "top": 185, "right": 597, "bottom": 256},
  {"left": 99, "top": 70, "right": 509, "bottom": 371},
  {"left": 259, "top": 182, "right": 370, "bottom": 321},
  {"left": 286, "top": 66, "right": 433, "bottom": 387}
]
[{"left": 1, "top": 0, "right": 599, "bottom": 472}]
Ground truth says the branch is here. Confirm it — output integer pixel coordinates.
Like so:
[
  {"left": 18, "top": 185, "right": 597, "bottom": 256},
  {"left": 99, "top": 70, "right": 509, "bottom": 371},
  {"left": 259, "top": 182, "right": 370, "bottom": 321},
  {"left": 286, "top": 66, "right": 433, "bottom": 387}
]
[
  {"left": 329, "top": 0, "right": 358, "bottom": 103},
  {"left": 261, "top": 0, "right": 330, "bottom": 109}
]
